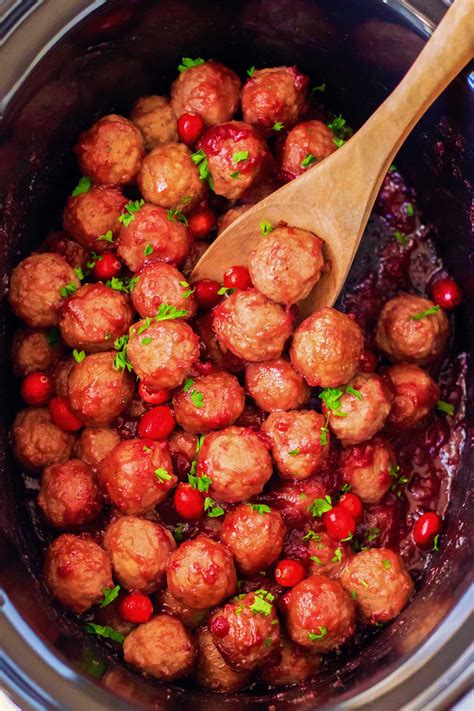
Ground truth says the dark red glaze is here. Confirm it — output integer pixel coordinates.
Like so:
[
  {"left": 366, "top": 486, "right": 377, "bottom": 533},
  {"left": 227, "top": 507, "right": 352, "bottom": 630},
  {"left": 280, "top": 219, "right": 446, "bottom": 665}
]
[
  {"left": 177, "top": 113, "right": 205, "bottom": 146},
  {"left": 188, "top": 208, "right": 216, "bottom": 239},
  {"left": 223, "top": 266, "right": 252, "bottom": 291},
  {"left": 138, "top": 383, "right": 170, "bottom": 405},
  {"left": 287, "top": 65, "right": 310, "bottom": 92},
  {"left": 48, "top": 396, "right": 83, "bottom": 432},
  {"left": 21, "top": 372, "right": 54, "bottom": 406},
  {"left": 194, "top": 279, "right": 222, "bottom": 310},
  {"left": 274, "top": 559, "right": 306, "bottom": 587},
  {"left": 431, "top": 277, "right": 462, "bottom": 310},
  {"left": 339, "top": 493, "right": 364, "bottom": 522},
  {"left": 119, "top": 592, "right": 153, "bottom": 624},
  {"left": 358, "top": 350, "right": 378, "bottom": 373},
  {"left": 174, "top": 483, "right": 204, "bottom": 520},
  {"left": 413, "top": 511, "right": 442, "bottom": 548},
  {"left": 323, "top": 506, "right": 356, "bottom": 541},
  {"left": 138, "top": 406, "right": 176, "bottom": 440},
  {"left": 92, "top": 253, "right": 122, "bottom": 281}
]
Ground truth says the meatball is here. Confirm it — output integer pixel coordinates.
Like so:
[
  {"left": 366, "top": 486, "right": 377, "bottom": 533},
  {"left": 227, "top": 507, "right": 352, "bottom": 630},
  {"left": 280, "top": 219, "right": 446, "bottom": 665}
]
[
  {"left": 67, "top": 352, "right": 135, "bottom": 427},
  {"left": 249, "top": 225, "right": 325, "bottom": 305},
  {"left": 340, "top": 548, "right": 414, "bottom": 624},
  {"left": 242, "top": 66, "right": 309, "bottom": 134},
  {"left": 245, "top": 358, "right": 310, "bottom": 412},
  {"left": 262, "top": 410, "right": 329, "bottom": 480},
  {"left": 104, "top": 516, "right": 175, "bottom": 593},
  {"left": 290, "top": 308, "right": 364, "bottom": 387},
  {"left": 137, "top": 143, "right": 206, "bottom": 212},
  {"left": 217, "top": 205, "right": 252, "bottom": 235},
  {"left": 197, "top": 121, "right": 270, "bottom": 200},
  {"left": 76, "top": 427, "right": 120, "bottom": 470},
  {"left": 131, "top": 262, "right": 197, "bottom": 319},
  {"left": 167, "top": 535, "right": 237, "bottom": 609},
  {"left": 59, "top": 283, "right": 134, "bottom": 352},
  {"left": 386, "top": 364, "right": 440, "bottom": 429},
  {"left": 281, "top": 120, "right": 337, "bottom": 179},
  {"left": 285, "top": 574, "right": 356, "bottom": 652},
  {"left": 221, "top": 504, "right": 286, "bottom": 575},
  {"left": 194, "top": 627, "right": 253, "bottom": 692},
  {"left": 172, "top": 370, "right": 245, "bottom": 434},
  {"left": 195, "top": 312, "right": 245, "bottom": 374},
  {"left": 62, "top": 185, "right": 127, "bottom": 253},
  {"left": 12, "top": 407, "right": 75, "bottom": 471},
  {"left": 53, "top": 358, "right": 75, "bottom": 398},
  {"left": 123, "top": 615, "right": 195, "bottom": 680},
  {"left": 156, "top": 587, "right": 210, "bottom": 629},
  {"left": 44, "top": 534, "right": 113, "bottom": 613},
  {"left": 130, "top": 95, "right": 178, "bottom": 150},
  {"left": 40, "top": 231, "right": 88, "bottom": 270},
  {"left": 38, "top": 459, "right": 102, "bottom": 528},
  {"left": 306, "top": 531, "right": 351, "bottom": 579},
  {"left": 341, "top": 437, "right": 394, "bottom": 505},
  {"left": 375, "top": 294, "right": 449, "bottom": 365},
  {"left": 197, "top": 426, "right": 272, "bottom": 503},
  {"left": 171, "top": 61, "right": 241, "bottom": 126},
  {"left": 210, "top": 591, "right": 280, "bottom": 671},
  {"left": 117, "top": 203, "right": 190, "bottom": 271},
  {"left": 74, "top": 114, "right": 144, "bottom": 185},
  {"left": 127, "top": 319, "right": 199, "bottom": 390},
  {"left": 11, "top": 327, "right": 63, "bottom": 377},
  {"left": 213, "top": 289, "right": 292, "bottom": 362},
  {"left": 97, "top": 439, "right": 176, "bottom": 515},
  {"left": 9, "top": 253, "right": 80, "bottom": 328},
  {"left": 259, "top": 634, "right": 321, "bottom": 687}
]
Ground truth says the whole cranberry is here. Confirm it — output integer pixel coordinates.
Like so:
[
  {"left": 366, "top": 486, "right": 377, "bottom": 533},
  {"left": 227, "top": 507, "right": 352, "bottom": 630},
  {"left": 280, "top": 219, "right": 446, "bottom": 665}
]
[
  {"left": 338, "top": 492, "right": 364, "bottom": 522},
  {"left": 177, "top": 113, "right": 205, "bottom": 146},
  {"left": 413, "top": 511, "right": 442, "bottom": 548},
  {"left": 92, "top": 253, "right": 122, "bottom": 281},
  {"left": 194, "top": 279, "right": 222, "bottom": 310},
  {"left": 432, "top": 277, "right": 462, "bottom": 310},
  {"left": 138, "top": 382, "right": 170, "bottom": 405},
  {"left": 188, "top": 208, "right": 216, "bottom": 239},
  {"left": 223, "top": 266, "right": 252, "bottom": 291},
  {"left": 174, "top": 482, "right": 204, "bottom": 520},
  {"left": 119, "top": 592, "right": 153, "bottom": 624},
  {"left": 138, "top": 406, "right": 176, "bottom": 440},
  {"left": 210, "top": 615, "right": 230, "bottom": 638},
  {"left": 48, "top": 396, "right": 83, "bottom": 432},
  {"left": 323, "top": 506, "right": 356, "bottom": 541},
  {"left": 274, "top": 559, "right": 306, "bottom": 587},
  {"left": 21, "top": 372, "right": 54, "bottom": 406}
]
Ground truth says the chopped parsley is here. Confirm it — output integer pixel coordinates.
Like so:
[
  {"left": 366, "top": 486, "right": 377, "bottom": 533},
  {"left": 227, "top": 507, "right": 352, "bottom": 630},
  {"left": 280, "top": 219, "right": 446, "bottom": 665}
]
[
  {"left": 366, "top": 527, "right": 380, "bottom": 543},
  {"left": 351, "top": 590, "right": 357, "bottom": 599},
  {"left": 332, "top": 548, "right": 342, "bottom": 563},
  {"left": 188, "top": 474, "right": 212, "bottom": 492},
  {"left": 144, "top": 243, "right": 154, "bottom": 256},
  {"left": 106, "top": 276, "right": 139, "bottom": 293},
  {"left": 308, "top": 627, "right": 327, "bottom": 641},
  {"left": 217, "top": 286, "right": 235, "bottom": 296},
  {"left": 272, "top": 122, "right": 284, "bottom": 131},
  {"left": 72, "top": 349, "right": 86, "bottom": 363},
  {"left": 179, "top": 280, "right": 195, "bottom": 299},
  {"left": 346, "top": 386, "right": 363, "bottom": 400},
  {"left": 359, "top": 579, "right": 369, "bottom": 589},
  {"left": 183, "top": 378, "right": 204, "bottom": 408},
  {"left": 74, "top": 267, "right": 84, "bottom": 281},
  {"left": 264, "top": 638, "right": 272, "bottom": 647},
  {"left": 167, "top": 208, "right": 188, "bottom": 226},
  {"left": 393, "top": 230, "right": 409, "bottom": 246},
  {"left": 327, "top": 114, "right": 351, "bottom": 148},
  {"left": 143, "top": 445, "right": 152, "bottom": 453},
  {"left": 100, "top": 585, "right": 121, "bottom": 608},
  {"left": 312, "top": 82, "right": 326, "bottom": 93},
  {"left": 191, "top": 149, "right": 214, "bottom": 190},
  {"left": 118, "top": 199, "right": 144, "bottom": 227},
  {"left": 250, "top": 504, "right": 271, "bottom": 514},
  {"left": 382, "top": 559, "right": 391, "bottom": 570},
  {"left": 405, "top": 203, "right": 415, "bottom": 217},
  {"left": 389, "top": 164, "right": 397, "bottom": 172},
  {"left": 410, "top": 305, "right": 441, "bottom": 321},
  {"left": 308, "top": 495, "right": 332, "bottom": 518},
  {"left": 319, "top": 387, "right": 346, "bottom": 417},
  {"left": 341, "top": 483, "right": 352, "bottom": 493},
  {"left": 98, "top": 230, "right": 114, "bottom": 243},
  {"left": 247, "top": 66, "right": 256, "bottom": 77},
  {"left": 178, "top": 57, "right": 205, "bottom": 72},
  {"left": 249, "top": 590, "right": 274, "bottom": 616},
  {"left": 320, "top": 420, "right": 329, "bottom": 445},
  {"left": 303, "top": 530, "right": 320, "bottom": 541},
  {"left": 433, "top": 533, "right": 440, "bottom": 552},
  {"left": 86, "top": 252, "right": 102, "bottom": 269},
  {"left": 333, "top": 137, "right": 345, "bottom": 148},
  {"left": 235, "top": 603, "right": 245, "bottom": 616},
  {"left": 85, "top": 623, "right": 124, "bottom": 644},
  {"left": 59, "top": 282, "right": 78, "bottom": 298},
  {"left": 72, "top": 176, "right": 92, "bottom": 196},
  {"left": 154, "top": 468, "right": 173, "bottom": 482},
  {"left": 310, "top": 555, "right": 322, "bottom": 565},
  {"left": 301, "top": 153, "right": 318, "bottom": 168},
  {"left": 260, "top": 221, "right": 273, "bottom": 236},
  {"left": 232, "top": 151, "right": 249, "bottom": 163},
  {"left": 288, "top": 448, "right": 301, "bottom": 457},
  {"left": 141, "top": 337, "right": 152, "bottom": 345},
  {"left": 230, "top": 171, "right": 240, "bottom": 179},
  {"left": 155, "top": 303, "right": 188, "bottom": 321},
  {"left": 204, "top": 497, "right": 224, "bottom": 518},
  {"left": 113, "top": 335, "right": 133, "bottom": 373},
  {"left": 437, "top": 400, "right": 454, "bottom": 416},
  {"left": 173, "top": 522, "right": 186, "bottom": 542}
]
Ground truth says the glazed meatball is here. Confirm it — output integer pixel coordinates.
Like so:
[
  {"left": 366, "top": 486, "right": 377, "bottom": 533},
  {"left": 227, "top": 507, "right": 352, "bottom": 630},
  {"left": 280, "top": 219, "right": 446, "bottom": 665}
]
[
  {"left": 210, "top": 591, "right": 280, "bottom": 671},
  {"left": 59, "top": 283, "right": 134, "bottom": 352},
  {"left": 62, "top": 185, "right": 127, "bottom": 253},
  {"left": 245, "top": 358, "right": 310, "bottom": 412},
  {"left": 217, "top": 205, "right": 252, "bottom": 235},
  {"left": 53, "top": 358, "right": 75, "bottom": 398},
  {"left": 262, "top": 410, "right": 329, "bottom": 480},
  {"left": 130, "top": 95, "right": 178, "bottom": 150},
  {"left": 67, "top": 352, "right": 135, "bottom": 427},
  {"left": 213, "top": 289, "right": 292, "bottom": 362},
  {"left": 104, "top": 516, "right": 175, "bottom": 593},
  {"left": 9, "top": 253, "right": 80, "bottom": 328},
  {"left": 281, "top": 120, "right": 337, "bottom": 179},
  {"left": 386, "top": 364, "right": 440, "bottom": 429},
  {"left": 12, "top": 407, "right": 75, "bottom": 471},
  {"left": 117, "top": 203, "right": 190, "bottom": 271},
  {"left": 285, "top": 574, "right": 356, "bottom": 652},
  {"left": 375, "top": 294, "right": 449, "bottom": 365},
  {"left": 268, "top": 476, "right": 329, "bottom": 529},
  {"left": 137, "top": 143, "right": 206, "bottom": 212},
  {"left": 340, "top": 548, "right": 414, "bottom": 623},
  {"left": 290, "top": 308, "right": 364, "bottom": 387},
  {"left": 123, "top": 615, "right": 195, "bottom": 681},
  {"left": 242, "top": 66, "right": 309, "bottom": 134},
  {"left": 127, "top": 319, "right": 199, "bottom": 390},
  {"left": 131, "top": 262, "right": 197, "bottom": 319},
  {"left": 171, "top": 61, "right": 241, "bottom": 126},
  {"left": 167, "top": 535, "right": 237, "bottom": 609},
  {"left": 40, "top": 231, "right": 88, "bottom": 270},
  {"left": 156, "top": 587, "right": 210, "bottom": 629},
  {"left": 259, "top": 634, "right": 321, "bottom": 687},
  {"left": 197, "top": 426, "right": 272, "bottom": 503},
  {"left": 172, "top": 370, "right": 245, "bottom": 434},
  {"left": 306, "top": 531, "right": 351, "bottom": 578},
  {"left": 97, "top": 439, "right": 176, "bottom": 515},
  {"left": 341, "top": 437, "right": 394, "bottom": 505},
  {"left": 38, "top": 459, "right": 102, "bottom": 529},
  {"left": 248, "top": 225, "right": 325, "bottom": 305},
  {"left": 195, "top": 312, "right": 245, "bottom": 374},
  {"left": 74, "top": 114, "right": 144, "bottom": 185},
  {"left": 197, "top": 121, "right": 270, "bottom": 200},
  {"left": 221, "top": 504, "right": 286, "bottom": 575},
  {"left": 194, "top": 627, "right": 253, "bottom": 692},
  {"left": 44, "top": 534, "right": 113, "bottom": 613},
  {"left": 11, "top": 327, "right": 63, "bottom": 377}
]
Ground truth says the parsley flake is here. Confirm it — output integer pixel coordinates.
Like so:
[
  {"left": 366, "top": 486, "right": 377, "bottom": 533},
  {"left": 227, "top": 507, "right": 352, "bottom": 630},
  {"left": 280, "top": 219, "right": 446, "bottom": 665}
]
[
  {"left": 389, "top": 164, "right": 397, "bottom": 172},
  {"left": 204, "top": 497, "right": 224, "bottom": 518},
  {"left": 272, "top": 121, "right": 284, "bottom": 131},
  {"left": 405, "top": 203, "right": 415, "bottom": 217},
  {"left": 154, "top": 468, "right": 172, "bottom": 482},
  {"left": 173, "top": 522, "right": 186, "bottom": 542},
  {"left": 155, "top": 303, "right": 188, "bottom": 321},
  {"left": 288, "top": 448, "right": 300, "bottom": 457},
  {"left": 301, "top": 153, "right": 318, "bottom": 168},
  {"left": 433, "top": 533, "right": 440, "bottom": 552},
  {"left": 410, "top": 305, "right": 441, "bottom": 321},
  {"left": 72, "top": 176, "right": 92, "bottom": 196},
  {"left": 303, "top": 530, "right": 320, "bottom": 541},
  {"left": 188, "top": 474, "right": 212, "bottom": 492},
  {"left": 59, "top": 282, "right": 78, "bottom": 298},
  {"left": 367, "top": 527, "right": 380, "bottom": 543},
  {"left": 308, "top": 627, "right": 327, "bottom": 641},
  {"left": 312, "top": 82, "right": 326, "bottom": 93},
  {"left": 264, "top": 638, "right": 272, "bottom": 647},
  {"left": 113, "top": 335, "right": 133, "bottom": 373},
  {"left": 393, "top": 230, "right": 409, "bottom": 246},
  {"left": 437, "top": 400, "right": 454, "bottom": 416},
  {"left": 332, "top": 548, "right": 343, "bottom": 563},
  {"left": 98, "top": 230, "right": 114, "bottom": 243},
  {"left": 230, "top": 171, "right": 240, "bottom": 179},
  {"left": 308, "top": 495, "right": 332, "bottom": 518},
  {"left": 74, "top": 267, "right": 84, "bottom": 281},
  {"left": 260, "top": 221, "right": 273, "bottom": 236},
  {"left": 359, "top": 579, "right": 369, "bottom": 588},
  {"left": 190, "top": 390, "right": 204, "bottom": 408},
  {"left": 247, "top": 66, "right": 256, "bottom": 77},
  {"left": 350, "top": 590, "right": 357, "bottom": 599},
  {"left": 217, "top": 286, "right": 235, "bottom": 296},
  {"left": 320, "top": 387, "right": 346, "bottom": 417},
  {"left": 72, "top": 349, "right": 86, "bottom": 363},
  {"left": 178, "top": 57, "right": 205, "bottom": 72},
  {"left": 341, "top": 483, "right": 352, "bottom": 493},
  {"left": 250, "top": 504, "right": 271, "bottom": 514},
  {"left": 235, "top": 603, "right": 245, "bottom": 616},
  {"left": 328, "top": 114, "right": 352, "bottom": 147},
  {"left": 311, "top": 555, "right": 322, "bottom": 565},
  {"left": 85, "top": 623, "right": 124, "bottom": 644},
  {"left": 382, "top": 559, "right": 391, "bottom": 570},
  {"left": 144, "top": 243, "right": 154, "bottom": 256},
  {"left": 141, "top": 337, "right": 152, "bottom": 345},
  {"left": 191, "top": 149, "right": 214, "bottom": 189},
  {"left": 249, "top": 590, "right": 274, "bottom": 616},
  {"left": 346, "top": 386, "right": 363, "bottom": 400},
  {"left": 118, "top": 199, "right": 144, "bottom": 227},
  {"left": 106, "top": 276, "right": 139, "bottom": 294},
  {"left": 143, "top": 445, "right": 152, "bottom": 453},
  {"left": 232, "top": 151, "right": 249, "bottom": 164},
  {"left": 167, "top": 208, "right": 188, "bottom": 226},
  {"left": 320, "top": 421, "right": 329, "bottom": 445},
  {"left": 100, "top": 585, "right": 121, "bottom": 608}
]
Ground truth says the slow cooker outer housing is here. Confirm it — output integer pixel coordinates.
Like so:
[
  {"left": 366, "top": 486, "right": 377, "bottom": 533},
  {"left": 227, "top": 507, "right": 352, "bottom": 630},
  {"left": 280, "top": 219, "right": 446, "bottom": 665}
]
[{"left": 0, "top": 0, "right": 472, "bottom": 709}]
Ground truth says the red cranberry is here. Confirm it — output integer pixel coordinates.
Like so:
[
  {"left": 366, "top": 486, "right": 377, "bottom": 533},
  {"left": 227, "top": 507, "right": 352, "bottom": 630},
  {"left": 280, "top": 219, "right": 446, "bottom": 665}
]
[
  {"left": 432, "top": 277, "right": 462, "bottom": 310},
  {"left": 138, "top": 382, "right": 170, "bottom": 405},
  {"left": 223, "top": 266, "right": 252, "bottom": 291},
  {"left": 338, "top": 492, "right": 364, "bottom": 522},
  {"left": 119, "top": 592, "right": 153, "bottom": 624},
  {"left": 194, "top": 279, "right": 222, "bottom": 310},
  {"left": 48, "top": 396, "right": 83, "bottom": 432},
  {"left": 210, "top": 615, "right": 230, "bottom": 638},
  {"left": 323, "top": 506, "right": 356, "bottom": 541},
  {"left": 177, "top": 113, "right": 205, "bottom": 146},
  {"left": 188, "top": 208, "right": 216, "bottom": 239},
  {"left": 21, "top": 372, "right": 54, "bottom": 406},
  {"left": 274, "top": 559, "right": 306, "bottom": 587},
  {"left": 138, "top": 406, "right": 176, "bottom": 440},
  {"left": 92, "top": 253, "right": 122, "bottom": 281},
  {"left": 413, "top": 511, "right": 442, "bottom": 548},
  {"left": 174, "top": 482, "right": 204, "bottom": 520},
  {"left": 358, "top": 350, "right": 378, "bottom": 373}
]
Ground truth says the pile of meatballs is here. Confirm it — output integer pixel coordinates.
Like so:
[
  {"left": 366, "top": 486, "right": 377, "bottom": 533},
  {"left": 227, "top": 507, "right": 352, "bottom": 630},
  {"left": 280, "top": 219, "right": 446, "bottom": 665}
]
[{"left": 8, "top": 59, "right": 452, "bottom": 691}]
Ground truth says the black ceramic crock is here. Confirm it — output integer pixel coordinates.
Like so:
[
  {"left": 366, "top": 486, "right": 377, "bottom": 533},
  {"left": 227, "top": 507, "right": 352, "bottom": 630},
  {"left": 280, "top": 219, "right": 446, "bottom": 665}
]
[{"left": 0, "top": 1, "right": 472, "bottom": 709}]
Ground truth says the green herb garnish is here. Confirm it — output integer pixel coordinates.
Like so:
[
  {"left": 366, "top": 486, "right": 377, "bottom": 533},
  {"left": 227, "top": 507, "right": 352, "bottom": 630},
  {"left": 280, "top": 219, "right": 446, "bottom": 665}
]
[
  {"left": 308, "top": 495, "right": 332, "bottom": 518},
  {"left": 59, "top": 282, "right": 78, "bottom": 298},
  {"left": 118, "top": 199, "right": 144, "bottom": 227},
  {"left": 154, "top": 468, "right": 172, "bottom": 482},
  {"left": 308, "top": 627, "right": 327, "bottom": 641},
  {"left": 410, "top": 305, "right": 441, "bottom": 321},
  {"left": 260, "top": 221, "right": 273, "bottom": 236},
  {"left": 178, "top": 57, "right": 205, "bottom": 72},
  {"left": 100, "top": 585, "right": 121, "bottom": 608},
  {"left": 301, "top": 153, "right": 317, "bottom": 168},
  {"left": 204, "top": 497, "right": 224, "bottom": 518},
  {"left": 72, "top": 349, "right": 86, "bottom": 363},
  {"left": 250, "top": 504, "right": 271, "bottom": 514},
  {"left": 72, "top": 176, "right": 91, "bottom": 196},
  {"left": 85, "top": 623, "right": 124, "bottom": 644},
  {"left": 437, "top": 400, "right": 454, "bottom": 416}
]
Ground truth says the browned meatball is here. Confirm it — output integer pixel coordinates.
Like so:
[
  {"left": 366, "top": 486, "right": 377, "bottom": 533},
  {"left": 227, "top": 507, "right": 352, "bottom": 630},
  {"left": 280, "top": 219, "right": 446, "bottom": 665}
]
[
  {"left": 117, "top": 203, "right": 191, "bottom": 271},
  {"left": 155, "top": 587, "right": 210, "bottom": 629},
  {"left": 341, "top": 437, "right": 394, "bottom": 505},
  {"left": 74, "top": 114, "right": 144, "bottom": 185},
  {"left": 194, "top": 627, "right": 253, "bottom": 692},
  {"left": 98, "top": 439, "right": 176, "bottom": 515},
  {"left": 123, "top": 615, "right": 195, "bottom": 680},
  {"left": 195, "top": 312, "right": 245, "bottom": 374},
  {"left": 217, "top": 205, "right": 252, "bottom": 235},
  {"left": 306, "top": 531, "right": 351, "bottom": 578},
  {"left": 221, "top": 504, "right": 286, "bottom": 575},
  {"left": 138, "top": 143, "right": 206, "bottom": 212},
  {"left": 259, "top": 634, "right": 321, "bottom": 687},
  {"left": 281, "top": 120, "right": 337, "bottom": 179},
  {"left": 167, "top": 535, "right": 237, "bottom": 609},
  {"left": 197, "top": 426, "right": 272, "bottom": 503},
  {"left": 130, "top": 95, "right": 178, "bottom": 150},
  {"left": 131, "top": 262, "right": 197, "bottom": 319},
  {"left": 67, "top": 352, "right": 135, "bottom": 427},
  {"left": 76, "top": 427, "right": 120, "bottom": 470},
  {"left": 285, "top": 574, "right": 356, "bottom": 652},
  {"left": 9, "top": 253, "right": 80, "bottom": 328},
  {"left": 62, "top": 186, "right": 127, "bottom": 253},
  {"left": 248, "top": 226, "right": 325, "bottom": 305},
  {"left": 171, "top": 61, "right": 241, "bottom": 126},
  {"left": 104, "top": 516, "right": 175, "bottom": 593},
  {"left": 38, "top": 459, "right": 102, "bottom": 528},
  {"left": 290, "top": 308, "right": 364, "bottom": 387},
  {"left": 386, "top": 364, "right": 440, "bottom": 429},
  {"left": 40, "top": 231, "right": 88, "bottom": 270},
  {"left": 44, "top": 534, "right": 113, "bottom": 613},
  {"left": 59, "top": 283, "right": 134, "bottom": 352},
  {"left": 12, "top": 407, "right": 75, "bottom": 472},
  {"left": 242, "top": 66, "right": 309, "bottom": 134},
  {"left": 11, "top": 328, "right": 63, "bottom": 377},
  {"left": 375, "top": 294, "right": 449, "bottom": 365},
  {"left": 53, "top": 358, "right": 75, "bottom": 398},
  {"left": 127, "top": 319, "right": 199, "bottom": 390},
  {"left": 213, "top": 289, "right": 293, "bottom": 362},
  {"left": 340, "top": 548, "right": 414, "bottom": 624},
  {"left": 245, "top": 358, "right": 309, "bottom": 412},
  {"left": 262, "top": 410, "right": 329, "bottom": 480}
]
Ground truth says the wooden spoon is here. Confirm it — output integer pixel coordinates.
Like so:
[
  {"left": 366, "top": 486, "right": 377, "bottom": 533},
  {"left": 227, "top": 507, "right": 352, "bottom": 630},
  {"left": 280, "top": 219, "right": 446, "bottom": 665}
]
[{"left": 191, "top": 0, "right": 474, "bottom": 318}]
